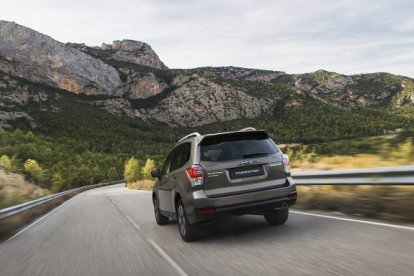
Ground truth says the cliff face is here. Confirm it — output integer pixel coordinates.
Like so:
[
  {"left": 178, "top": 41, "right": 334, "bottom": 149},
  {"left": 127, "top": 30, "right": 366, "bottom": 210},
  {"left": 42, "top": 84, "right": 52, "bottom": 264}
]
[
  {"left": 0, "top": 21, "right": 413, "bottom": 129},
  {"left": 101, "top": 40, "right": 168, "bottom": 70},
  {"left": 135, "top": 76, "right": 279, "bottom": 127},
  {"left": 0, "top": 21, "right": 123, "bottom": 96},
  {"left": 122, "top": 70, "right": 168, "bottom": 100},
  {"left": 68, "top": 40, "right": 168, "bottom": 70}
]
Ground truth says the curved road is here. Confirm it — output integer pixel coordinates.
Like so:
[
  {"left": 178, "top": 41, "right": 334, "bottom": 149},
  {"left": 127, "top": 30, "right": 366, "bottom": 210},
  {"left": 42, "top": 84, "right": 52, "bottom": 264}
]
[{"left": 1, "top": 184, "right": 413, "bottom": 275}]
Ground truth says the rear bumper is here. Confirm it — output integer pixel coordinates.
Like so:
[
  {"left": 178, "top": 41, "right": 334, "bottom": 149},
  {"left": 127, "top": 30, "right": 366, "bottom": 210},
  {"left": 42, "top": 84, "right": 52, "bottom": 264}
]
[{"left": 186, "top": 177, "right": 296, "bottom": 224}]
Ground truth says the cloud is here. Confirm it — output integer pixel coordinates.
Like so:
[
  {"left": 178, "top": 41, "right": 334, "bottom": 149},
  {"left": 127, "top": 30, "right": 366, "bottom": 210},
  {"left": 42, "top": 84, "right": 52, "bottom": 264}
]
[{"left": 1, "top": 0, "right": 414, "bottom": 77}]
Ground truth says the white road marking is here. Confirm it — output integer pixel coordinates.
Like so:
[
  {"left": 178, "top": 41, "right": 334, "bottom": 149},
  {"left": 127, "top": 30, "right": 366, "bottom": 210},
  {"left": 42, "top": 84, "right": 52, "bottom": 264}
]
[
  {"left": 125, "top": 215, "right": 142, "bottom": 230},
  {"left": 147, "top": 239, "right": 189, "bottom": 276},
  {"left": 291, "top": 210, "right": 414, "bottom": 231},
  {"left": 105, "top": 189, "right": 188, "bottom": 276},
  {"left": 1, "top": 200, "right": 69, "bottom": 246}
]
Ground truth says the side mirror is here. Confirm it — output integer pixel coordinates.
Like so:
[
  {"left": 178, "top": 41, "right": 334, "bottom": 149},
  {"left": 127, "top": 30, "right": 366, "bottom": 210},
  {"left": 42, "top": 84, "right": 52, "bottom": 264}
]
[{"left": 151, "top": 168, "right": 160, "bottom": 178}]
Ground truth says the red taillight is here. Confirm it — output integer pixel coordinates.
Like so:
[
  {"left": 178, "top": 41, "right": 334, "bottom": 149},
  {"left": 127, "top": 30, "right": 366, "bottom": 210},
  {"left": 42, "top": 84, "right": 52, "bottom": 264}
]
[
  {"left": 288, "top": 192, "right": 297, "bottom": 200},
  {"left": 196, "top": 207, "right": 214, "bottom": 216},
  {"left": 282, "top": 154, "right": 290, "bottom": 174},
  {"left": 186, "top": 164, "right": 204, "bottom": 187},
  {"left": 186, "top": 164, "right": 204, "bottom": 178}
]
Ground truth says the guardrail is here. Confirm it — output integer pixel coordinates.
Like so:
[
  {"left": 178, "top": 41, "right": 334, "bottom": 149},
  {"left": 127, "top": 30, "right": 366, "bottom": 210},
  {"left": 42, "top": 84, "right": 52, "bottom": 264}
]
[
  {"left": 0, "top": 180, "right": 124, "bottom": 220},
  {"left": 292, "top": 165, "right": 414, "bottom": 185},
  {"left": 0, "top": 180, "right": 123, "bottom": 240},
  {"left": 1, "top": 166, "right": 413, "bottom": 240},
  {"left": 2, "top": 166, "right": 413, "bottom": 220}
]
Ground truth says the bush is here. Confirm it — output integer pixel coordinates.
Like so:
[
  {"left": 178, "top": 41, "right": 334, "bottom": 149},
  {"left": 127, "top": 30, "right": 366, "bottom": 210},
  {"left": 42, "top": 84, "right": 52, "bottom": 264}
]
[
  {"left": 141, "top": 158, "right": 155, "bottom": 179},
  {"left": 0, "top": 155, "right": 12, "bottom": 170},
  {"left": 24, "top": 159, "right": 45, "bottom": 183},
  {"left": 124, "top": 157, "right": 141, "bottom": 183}
]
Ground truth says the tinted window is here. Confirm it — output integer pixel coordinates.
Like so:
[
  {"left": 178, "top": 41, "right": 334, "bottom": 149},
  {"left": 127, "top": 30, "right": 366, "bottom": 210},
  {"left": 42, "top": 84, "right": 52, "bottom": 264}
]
[
  {"left": 161, "top": 151, "right": 174, "bottom": 175},
  {"left": 170, "top": 143, "right": 191, "bottom": 172},
  {"left": 200, "top": 139, "right": 277, "bottom": 162}
]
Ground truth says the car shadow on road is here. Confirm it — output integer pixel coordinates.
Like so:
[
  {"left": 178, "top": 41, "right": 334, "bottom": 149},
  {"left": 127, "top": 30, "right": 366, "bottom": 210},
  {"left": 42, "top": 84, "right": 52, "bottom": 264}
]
[{"left": 192, "top": 215, "right": 302, "bottom": 243}]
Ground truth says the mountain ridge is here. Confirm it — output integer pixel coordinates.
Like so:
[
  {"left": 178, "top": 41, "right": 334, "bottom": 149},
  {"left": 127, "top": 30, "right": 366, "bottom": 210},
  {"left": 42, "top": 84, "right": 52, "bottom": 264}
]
[
  {"left": 0, "top": 20, "right": 413, "bottom": 129},
  {"left": 0, "top": 20, "right": 413, "bottom": 191}
]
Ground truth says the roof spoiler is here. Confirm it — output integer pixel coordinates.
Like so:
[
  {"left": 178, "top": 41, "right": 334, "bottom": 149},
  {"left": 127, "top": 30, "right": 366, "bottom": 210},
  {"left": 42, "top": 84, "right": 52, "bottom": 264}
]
[
  {"left": 199, "top": 129, "right": 269, "bottom": 146},
  {"left": 177, "top": 132, "right": 201, "bottom": 143},
  {"left": 239, "top": 127, "right": 256, "bottom": 131}
]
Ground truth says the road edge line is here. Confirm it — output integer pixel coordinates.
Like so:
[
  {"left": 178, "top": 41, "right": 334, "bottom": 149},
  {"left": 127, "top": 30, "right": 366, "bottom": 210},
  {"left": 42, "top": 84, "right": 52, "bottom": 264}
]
[
  {"left": 147, "top": 239, "right": 189, "bottom": 276},
  {"left": 291, "top": 210, "right": 414, "bottom": 231},
  {"left": 104, "top": 190, "right": 188, "bottom": 276},
  {"left": 1, "top": 200, "right": 69, "bottom": 246}
]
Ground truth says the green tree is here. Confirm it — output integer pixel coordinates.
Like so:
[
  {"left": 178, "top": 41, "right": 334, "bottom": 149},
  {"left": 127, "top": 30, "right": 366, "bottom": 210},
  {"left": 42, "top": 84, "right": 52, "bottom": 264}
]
[
  {"left": 52, "top": 172, "right": 65, "bottom": 192},
  {"left": 107, "top": 167, "right": 119, "bottom": 181},
  {"left": 142, "top": 158, "right": 155, "bottom": 179},
  {"left": 24, "top": 159, "right": 44, "bottom": 183},
  {"left": 0, "top": 155, "right": 12, "bottom": 170},
  {"left": 124, "top": 157, "right": 141, "bottom": 183}
]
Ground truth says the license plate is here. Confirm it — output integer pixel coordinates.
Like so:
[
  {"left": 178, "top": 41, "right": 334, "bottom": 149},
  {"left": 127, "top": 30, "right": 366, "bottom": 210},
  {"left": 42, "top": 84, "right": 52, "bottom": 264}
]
[{"left": 230, "top": 166, "right": 264, "bottom": 179}]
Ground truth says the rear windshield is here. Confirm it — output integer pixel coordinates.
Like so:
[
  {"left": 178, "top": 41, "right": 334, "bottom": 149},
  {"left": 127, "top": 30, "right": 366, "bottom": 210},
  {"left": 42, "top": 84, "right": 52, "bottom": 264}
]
[{"left": 200, "top": 134, "right": 278, "bottom": 162}]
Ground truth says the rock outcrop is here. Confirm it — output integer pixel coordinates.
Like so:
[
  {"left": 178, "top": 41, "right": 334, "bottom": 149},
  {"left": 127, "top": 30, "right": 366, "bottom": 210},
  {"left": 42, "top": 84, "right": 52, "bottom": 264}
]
[
  {"left": 0, "top": 72, "right": 52, "bottom": 128},
  {"left": 134, "top": 76, "right": 279, "bottom": 126},
  {"left": 293, "top": 72, "right": 406, "bottom": 108},
  {"left": 194, "top": 66, "right": 286, "bottom": 82},
  {"left": 124, "top": 72, "right": 168, "bottom": 99},
  {"left": 0, "top": 21, "right": 123, "bottom": 96},
  {"left": 101, "top": 40, "right": 167, "bottom": 69}
]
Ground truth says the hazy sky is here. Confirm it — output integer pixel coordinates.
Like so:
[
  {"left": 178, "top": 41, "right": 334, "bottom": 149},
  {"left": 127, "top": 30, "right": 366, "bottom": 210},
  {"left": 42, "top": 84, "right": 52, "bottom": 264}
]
[{"left": 1, "top": 0, "right": 414, "bottom": 77}]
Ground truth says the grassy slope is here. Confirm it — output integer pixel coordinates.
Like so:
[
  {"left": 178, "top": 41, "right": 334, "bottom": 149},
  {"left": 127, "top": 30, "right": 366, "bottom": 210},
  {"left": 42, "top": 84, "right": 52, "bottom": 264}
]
[{"left": 0, "top": 168, "right": 48, "bottom": 209}]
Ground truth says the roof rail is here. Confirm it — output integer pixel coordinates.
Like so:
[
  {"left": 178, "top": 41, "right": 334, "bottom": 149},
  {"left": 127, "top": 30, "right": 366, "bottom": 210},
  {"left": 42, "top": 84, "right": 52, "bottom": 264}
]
[
  {"left": 177, "top": 132, "right": 201, "bottom": 143},
  {"left": 239, "top": 127, "right": 256, "bottom": 131}
]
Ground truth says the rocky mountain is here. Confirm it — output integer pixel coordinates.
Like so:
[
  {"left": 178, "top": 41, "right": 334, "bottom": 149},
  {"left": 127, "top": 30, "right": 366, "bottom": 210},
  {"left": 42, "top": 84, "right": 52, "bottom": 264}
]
[
  {"left": 135, "top": 76, "right": 279, "bottom": 127},
  {"left": 0, "top": 21, "right": 123, "bottom": 96},
  {"left": 192, "top": 66, "right": 286, "bottom": 82},
  {"left": 68, "top": 40, "right": 167, "bottom": 70},
  {"left": 0, "top": 20, "right": 413, "bottom": 129}
]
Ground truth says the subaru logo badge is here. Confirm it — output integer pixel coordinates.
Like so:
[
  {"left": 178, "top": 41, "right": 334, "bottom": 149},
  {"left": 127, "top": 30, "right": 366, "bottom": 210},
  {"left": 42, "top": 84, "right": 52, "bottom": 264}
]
[{"left": 242, "top": 160, "right": 252, "bottom": 165}]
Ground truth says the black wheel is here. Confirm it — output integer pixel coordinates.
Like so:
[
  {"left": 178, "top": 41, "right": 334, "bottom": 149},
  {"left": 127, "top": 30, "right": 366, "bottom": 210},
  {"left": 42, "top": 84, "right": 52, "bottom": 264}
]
[
  {"left": 153, "top": 195, "right": 169, "bottom": 225},
  {"left": 264, "top": 208, "right": 289, "bottom": 225},
  {"left": 176, "top": 199, "right": 200, "bottom": 242}
]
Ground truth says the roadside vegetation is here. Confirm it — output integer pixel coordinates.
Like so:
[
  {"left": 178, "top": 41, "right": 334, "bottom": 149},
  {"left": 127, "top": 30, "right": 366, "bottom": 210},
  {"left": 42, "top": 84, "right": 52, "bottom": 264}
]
[
  {"left": 0, "top": 168, "right": 49, "bottom": 209},
  {"left": 295, "top": 185, "right": 414, "bottom": 223},
  {"left": 284, "top": 133, "right": 414, "bottom": 170},
  {"left": 124, "top": 157, "right": 155, "bottom": 190},
  {"left": 0, "top": 78, "right": 413, "bottom": 219},
  {"left": 284, "top": 134, "right": 414, "bottom": 222}
]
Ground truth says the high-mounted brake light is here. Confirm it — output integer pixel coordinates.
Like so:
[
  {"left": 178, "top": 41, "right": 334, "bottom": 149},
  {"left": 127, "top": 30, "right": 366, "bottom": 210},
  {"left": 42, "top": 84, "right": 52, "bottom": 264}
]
[
  {"left": 282, "top": 154, "right": 291, "bottom": 174},
  {"left": 186, "top": 164, "right": 204, "bottom": 187}
]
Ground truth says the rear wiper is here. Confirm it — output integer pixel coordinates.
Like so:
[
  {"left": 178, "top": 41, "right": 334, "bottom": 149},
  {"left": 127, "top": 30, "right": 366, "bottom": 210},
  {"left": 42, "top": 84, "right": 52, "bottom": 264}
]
[{"left": 242, "top": 152, "right": 269, "bottom": 159}]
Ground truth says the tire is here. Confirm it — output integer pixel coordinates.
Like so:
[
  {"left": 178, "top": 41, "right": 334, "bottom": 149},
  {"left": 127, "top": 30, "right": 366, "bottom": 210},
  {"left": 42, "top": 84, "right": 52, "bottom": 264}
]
[
  {"left": 153, "top": 195, "right": 169, "bottom": 225},
  {"left": 264, "top": 208, "right": 289, "bottom": 225},
  {"left": 176, "top": 199, "right": 200, "bottom": 242}
]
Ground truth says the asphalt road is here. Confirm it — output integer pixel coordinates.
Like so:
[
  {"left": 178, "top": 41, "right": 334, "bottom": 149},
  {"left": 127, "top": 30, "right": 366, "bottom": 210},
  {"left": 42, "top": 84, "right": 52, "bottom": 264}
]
[{"left": 1, "top": 184, "right": 413, "bottom": 276}]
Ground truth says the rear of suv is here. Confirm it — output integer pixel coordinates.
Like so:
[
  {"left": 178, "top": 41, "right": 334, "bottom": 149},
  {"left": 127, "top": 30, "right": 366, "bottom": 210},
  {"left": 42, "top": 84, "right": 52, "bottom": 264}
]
[{"left": 151, "top": 128, "right": 297, "bottom": 242}]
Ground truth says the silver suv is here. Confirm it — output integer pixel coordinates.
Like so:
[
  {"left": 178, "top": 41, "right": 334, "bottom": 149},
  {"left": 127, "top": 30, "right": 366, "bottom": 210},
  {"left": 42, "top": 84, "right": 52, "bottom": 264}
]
[{"left": 151, "top": 128, "right": 297, "bottom": 242}]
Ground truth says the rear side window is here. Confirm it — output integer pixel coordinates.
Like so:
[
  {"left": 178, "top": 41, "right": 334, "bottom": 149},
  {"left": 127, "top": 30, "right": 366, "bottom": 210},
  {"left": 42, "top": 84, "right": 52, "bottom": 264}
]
[
  {"left": 200, "top": 132, "right": 278, "bottom": 162},
  {"left": 161, "top": 151, "right": 173, "bottom": 175},
  {"left": 170, "top": 142, "right": 191, "bottom": 172}
]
